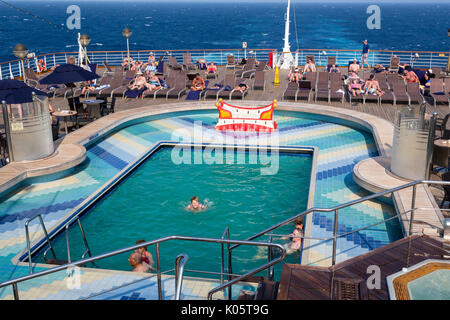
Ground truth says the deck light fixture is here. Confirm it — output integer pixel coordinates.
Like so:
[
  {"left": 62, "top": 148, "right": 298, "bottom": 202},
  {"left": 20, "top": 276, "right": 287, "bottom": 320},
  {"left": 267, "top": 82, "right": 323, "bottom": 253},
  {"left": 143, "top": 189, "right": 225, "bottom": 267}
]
[
  {"left": 122, "top": 28, "right": 132, "bottom": 70},
  {"left": 13, "top": 44, "right": 28, "bottom": 83},
  {"left": 79, "top": 34, "right": 91, "bottom": 64}
]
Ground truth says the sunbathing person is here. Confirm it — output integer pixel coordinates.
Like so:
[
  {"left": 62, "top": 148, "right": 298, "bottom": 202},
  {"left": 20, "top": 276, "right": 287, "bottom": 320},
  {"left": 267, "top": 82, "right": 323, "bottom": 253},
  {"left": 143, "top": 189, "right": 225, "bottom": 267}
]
[
  {"left": 147, "top": 52, "right": 156, "bottom": 64},
  {"left": 304, "top": 59, "right": 316, "bottom": 74},
  {"left": 288, "top": 67, "right": 303, "bottom": 83},
  {"left": 403, "top": 69, "right": 419, "bottom": 83},
  {"left": 373, "top": 64, "right": 388, "bottom": 74},
  {"left": 146, "top": 72, "right": 161, "bottom": 90},
  {"left": 350, "top": 78, "right": 363, "bottom": 97},
  {"left": 81, "top": 81, "right": 95, "bottom": 95},
  {"left": 128, "top": 71, "right": 147, "bottom": 90},
  {"left": 363, "top": 74, "right": 384, "bottom": 96},
  {"left": 122, "top": 56, "right": 134, "bottom": 69},
  {"left": 231, "top": 82, "right": 249, "bottom": 93},
  {"left": 197, "top": 58, "right": 207, "bottom": 70},
  {"left": 349, "top": 59, "right": 360, "bottom": 74},
  {"left": 186, "top": 196, "right": 207, "bottom": 211},
  {"left": 191, "top": 74, "right": 206, "bottom": 91},
  {"left": 205, "top": 62, "right": 217, "bottom": 76},
  {"left": 329, "top": 64, "right": 340, "bottom": 73}
]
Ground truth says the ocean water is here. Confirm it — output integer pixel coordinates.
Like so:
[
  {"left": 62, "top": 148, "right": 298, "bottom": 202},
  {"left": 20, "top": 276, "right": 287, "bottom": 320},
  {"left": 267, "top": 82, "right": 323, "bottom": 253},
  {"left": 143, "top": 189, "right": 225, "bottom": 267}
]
[{"left": 0, "top": 1, "right": 449, "bottom": 62}]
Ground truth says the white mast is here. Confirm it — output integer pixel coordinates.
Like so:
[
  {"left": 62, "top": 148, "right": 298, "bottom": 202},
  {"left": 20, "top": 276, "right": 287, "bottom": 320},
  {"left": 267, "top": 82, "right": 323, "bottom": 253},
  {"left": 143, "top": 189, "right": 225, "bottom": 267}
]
[{"left": 280, "top": 0, "right": 294, "bottom": 69}]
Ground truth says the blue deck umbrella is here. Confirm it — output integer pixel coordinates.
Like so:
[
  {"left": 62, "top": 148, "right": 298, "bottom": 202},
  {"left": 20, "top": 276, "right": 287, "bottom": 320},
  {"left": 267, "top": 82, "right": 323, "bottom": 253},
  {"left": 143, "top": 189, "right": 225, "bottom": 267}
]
[
  {"left": 39, "top": 63, "right": 100, "bottom": 85},
  {"left": 0, "top": 79, "right": 47, "bottom": 104}
]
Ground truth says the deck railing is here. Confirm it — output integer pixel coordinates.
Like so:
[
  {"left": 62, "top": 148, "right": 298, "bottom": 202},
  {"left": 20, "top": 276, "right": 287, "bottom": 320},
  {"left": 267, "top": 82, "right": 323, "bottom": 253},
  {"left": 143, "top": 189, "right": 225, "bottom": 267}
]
[{"left": 1, "top": 48, "right": 448, "bottom": 80}]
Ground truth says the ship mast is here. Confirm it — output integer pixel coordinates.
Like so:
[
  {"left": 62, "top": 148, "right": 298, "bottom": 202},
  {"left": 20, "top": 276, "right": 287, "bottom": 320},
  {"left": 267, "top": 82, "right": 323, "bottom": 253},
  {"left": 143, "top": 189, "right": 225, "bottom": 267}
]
[{"left": 280, "top": 0, "right": 294, "bottom": 69}]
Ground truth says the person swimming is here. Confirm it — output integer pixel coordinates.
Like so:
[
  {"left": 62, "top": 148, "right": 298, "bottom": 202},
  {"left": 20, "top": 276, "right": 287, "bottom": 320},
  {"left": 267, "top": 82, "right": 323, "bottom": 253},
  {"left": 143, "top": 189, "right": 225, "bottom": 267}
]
[
  {"left": 186, "top": 196, "right": 207, "bottom": 211},
  {"left": 282, "top": 219, "right": 304, "bottom": 255}
]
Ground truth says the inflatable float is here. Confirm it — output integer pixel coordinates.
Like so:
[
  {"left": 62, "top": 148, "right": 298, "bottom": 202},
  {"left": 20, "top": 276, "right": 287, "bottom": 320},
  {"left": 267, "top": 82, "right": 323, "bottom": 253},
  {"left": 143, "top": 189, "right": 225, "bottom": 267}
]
[{"left": 214, "top": 99, "right": 277, "bottom": 132}]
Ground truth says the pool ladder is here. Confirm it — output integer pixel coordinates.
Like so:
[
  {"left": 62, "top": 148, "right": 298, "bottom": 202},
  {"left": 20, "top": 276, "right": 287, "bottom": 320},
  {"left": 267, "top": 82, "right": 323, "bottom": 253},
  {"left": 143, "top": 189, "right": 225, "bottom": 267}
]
[{"left": 25, "top": 214, "right": 93, "bottom": 273}]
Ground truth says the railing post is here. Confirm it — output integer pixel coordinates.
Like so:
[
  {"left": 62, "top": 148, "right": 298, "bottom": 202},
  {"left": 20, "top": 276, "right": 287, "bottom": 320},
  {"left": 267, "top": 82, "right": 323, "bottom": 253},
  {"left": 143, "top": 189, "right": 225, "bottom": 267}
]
[
  {"left": 77, "top": 218, "right": 92, "bottom": 258},
  {"left": 267, "top": 236, "right": 274, "bottom": 281},
  {"left": 66, "top": 225, "right": 71, "bottom": 263},
  {"left": 409, "top": 184, "right": 417, "bottom": 236},
  {"left": 227, "top": 245, "right": 232, "bottom": 300},
  {"left": 156, "top": 243, "right": 162, "bottom": 300},
  {"left": 12, "top": 283, "right": 19, "bottom": 300},
  {"left": 332, "top": 209, "right": 339, "bottom": 266}
]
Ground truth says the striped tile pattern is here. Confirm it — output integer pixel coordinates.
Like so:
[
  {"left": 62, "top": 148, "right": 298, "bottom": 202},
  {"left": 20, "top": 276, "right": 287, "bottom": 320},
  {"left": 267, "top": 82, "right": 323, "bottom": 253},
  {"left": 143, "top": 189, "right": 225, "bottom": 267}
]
[{"left": 0, "top": 110, "right": 401, "bottom": 299}]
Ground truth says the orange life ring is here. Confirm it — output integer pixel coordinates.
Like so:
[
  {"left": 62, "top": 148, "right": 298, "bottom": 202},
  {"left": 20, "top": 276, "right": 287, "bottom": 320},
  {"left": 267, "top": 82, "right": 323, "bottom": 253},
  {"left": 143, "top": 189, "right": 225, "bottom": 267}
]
[{"left": 38, "top": 59, "right": 46, "bottom": 72}]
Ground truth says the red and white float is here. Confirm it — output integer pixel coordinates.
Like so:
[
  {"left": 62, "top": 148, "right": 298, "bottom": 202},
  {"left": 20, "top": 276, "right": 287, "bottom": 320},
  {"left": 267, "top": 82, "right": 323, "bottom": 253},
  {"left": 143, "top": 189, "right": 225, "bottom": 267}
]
[{"left": 214, "top": 99, "right": 278, "bottom": 132}]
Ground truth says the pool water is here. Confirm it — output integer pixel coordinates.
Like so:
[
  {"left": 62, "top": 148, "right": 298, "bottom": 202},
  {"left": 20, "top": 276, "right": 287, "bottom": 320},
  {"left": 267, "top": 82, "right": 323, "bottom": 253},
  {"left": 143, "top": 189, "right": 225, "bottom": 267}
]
[
  {"left": 34, "top": 146, "right": 313, "bottom": 280},
  {"left": 408, "top": 269, "right": 450, "bottom": 300}
]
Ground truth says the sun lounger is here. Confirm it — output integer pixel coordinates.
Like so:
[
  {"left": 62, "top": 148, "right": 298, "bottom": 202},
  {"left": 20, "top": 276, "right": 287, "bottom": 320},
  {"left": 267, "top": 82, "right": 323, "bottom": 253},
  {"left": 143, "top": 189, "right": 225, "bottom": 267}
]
[
  {"left": 406, "top": 82, "right": 425, "bottom": 105},
  {"left": 305, "top": 72, "right": 317, "bottom": 90},
  {"left": 182, "top": 52, "right": 196, "bottom": 71},
  {"left": 329, "top": 73, "right": 345, "bottom": 103},
  {"left": 391, "top": 80, "right": 410, "bottom": 105},
  {"left": 226, "top": 55, "right": 237, "bottom": 69},
  {"left": 282, "top": 82, "right": 299, "bottom": 101},
  {"left": 375, "top": 73, "right": 395, "bottom": 105},
  {"left": 430, "top": 78, "right": 450, "bottom": 107},
  {"left": 252, "top": 71, "right": 265, "bottom": 91},
  {"left": 168, "top": 56, "right": 183, "bottom": 70},
  {"left": 245, "top": 61, "right": 268, "bottom": 79},
  {"left": 388, "top": 56, "right": 400, "bottom": 73},
  {"left": 315, "top": 72, "right": 329, "bottom": 102},
  {"left": 230, "top": 79, "right": 249, "bottom": 100},
  {"left": 166, "top": 74, "right": 188, "bottom": 100},
  {"left": 234, "top": 59, "right": 256, "bottom": 78},
  {"left": 297, "top": 81, "right": 312, "bottom": 102},
  {"left": 217, "top": 74, "right": 238, "bottom": 99}
]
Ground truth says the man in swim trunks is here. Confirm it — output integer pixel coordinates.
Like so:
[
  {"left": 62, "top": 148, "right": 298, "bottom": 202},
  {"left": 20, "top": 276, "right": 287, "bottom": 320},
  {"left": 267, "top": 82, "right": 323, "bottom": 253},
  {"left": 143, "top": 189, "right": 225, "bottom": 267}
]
[
  {"left": 349, "top": 59, "right": 360, "bottom": 74},
  {"left": 403, "top": 69, "right": 419, "bottom": 83},
  {"left": 191, "top": 73, "right": 206, "bottom": 91},
  {"left": 363, "top": 74, "right": 385, "bottom": 96},
  {"left": 186, "top": 196, "right": 206, "bottom": 211},
  {"left": 128, "top": 252, "right": 151, "bottom": 273},
  {"left": 135, "top": 239, "right": 155, "bottom": 272}
]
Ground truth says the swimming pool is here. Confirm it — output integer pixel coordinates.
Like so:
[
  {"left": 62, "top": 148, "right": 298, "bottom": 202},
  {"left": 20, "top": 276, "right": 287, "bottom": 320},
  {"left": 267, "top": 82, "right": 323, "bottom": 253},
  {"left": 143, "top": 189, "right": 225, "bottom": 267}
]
[
  {"left": 0, "top": 109, "right": 403, "bottom": 294},
  {"left": 33, "top": 144, "right": 314, "bottom": 279}
]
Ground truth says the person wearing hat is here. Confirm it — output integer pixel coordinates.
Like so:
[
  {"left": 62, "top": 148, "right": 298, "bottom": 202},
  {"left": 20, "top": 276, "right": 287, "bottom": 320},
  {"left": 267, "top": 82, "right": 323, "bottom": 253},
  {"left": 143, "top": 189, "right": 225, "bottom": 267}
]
[
  {"left": 361, "top": 40, "right": 371, "bottom": 69},
  {"left": 128, "top": 70, "right": 148, "bottom": 91}
]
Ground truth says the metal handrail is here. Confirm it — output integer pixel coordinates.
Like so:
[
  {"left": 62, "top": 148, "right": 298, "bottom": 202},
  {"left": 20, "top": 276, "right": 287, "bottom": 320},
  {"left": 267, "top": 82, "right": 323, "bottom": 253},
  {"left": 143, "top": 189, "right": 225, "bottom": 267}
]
[
  {"left": 0, "top": 235, "right": 285, "bottom": 300},
  {"left": 220, "top": 227, "right": 230, "bottom": 296},
  {"left": 26, "top": 214, "right": 92, "bottom": 271},
  {"left": 229, "top": 179, "right": 450, "bottom": 265},
  {"left": 174, "top": 254, "right": 189, "bottom": 300},
  {"left": 24, "top": 214, "right": 56, "bottom": 274}
]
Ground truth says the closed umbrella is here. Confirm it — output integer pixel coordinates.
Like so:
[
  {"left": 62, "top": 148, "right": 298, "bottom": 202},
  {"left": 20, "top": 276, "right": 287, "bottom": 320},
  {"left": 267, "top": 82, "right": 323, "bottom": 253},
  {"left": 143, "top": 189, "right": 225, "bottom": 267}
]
[{"left": 0, "top": 79, "right": 47, "bottom": 104}]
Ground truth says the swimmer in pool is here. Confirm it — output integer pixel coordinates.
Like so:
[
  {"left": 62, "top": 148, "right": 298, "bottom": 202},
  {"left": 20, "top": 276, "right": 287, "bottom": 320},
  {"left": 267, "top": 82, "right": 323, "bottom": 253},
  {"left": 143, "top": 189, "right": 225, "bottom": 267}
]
[
  {"left": 282, "top": 219, "right": 304, "bottom": 254},
  {"left": 186, "top": 196, "right": 207, "bottom": 211}
]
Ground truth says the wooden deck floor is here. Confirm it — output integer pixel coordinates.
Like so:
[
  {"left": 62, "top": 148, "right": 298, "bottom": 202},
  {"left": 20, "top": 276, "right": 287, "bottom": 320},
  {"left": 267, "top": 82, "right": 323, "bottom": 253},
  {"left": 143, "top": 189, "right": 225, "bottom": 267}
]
[{"left": 277, "top": 235, "right": 450, "bottom": 300}]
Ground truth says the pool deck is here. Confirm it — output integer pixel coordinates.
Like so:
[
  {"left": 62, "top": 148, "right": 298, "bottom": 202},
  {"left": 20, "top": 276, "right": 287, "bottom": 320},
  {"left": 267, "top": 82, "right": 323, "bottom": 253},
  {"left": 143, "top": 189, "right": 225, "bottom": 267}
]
[
  {"left": 277, "top": 235, "right": 450, "bottom": 300},
  {"left": 0, "top": 100, "right": 446, "bottom": 299},
  {"left": 1, "top": 100, "right": 443, "bottom": 238}
]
